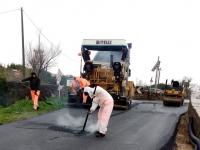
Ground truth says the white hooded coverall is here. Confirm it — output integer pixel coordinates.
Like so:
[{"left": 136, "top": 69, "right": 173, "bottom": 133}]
[{"left": 84, "top": 86, "right": 114, "bottom": 134}]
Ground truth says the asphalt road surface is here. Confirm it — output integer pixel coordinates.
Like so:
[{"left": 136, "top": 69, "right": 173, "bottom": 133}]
[{"left": 0, "top": 100, "right": 188, "bottom": 150}]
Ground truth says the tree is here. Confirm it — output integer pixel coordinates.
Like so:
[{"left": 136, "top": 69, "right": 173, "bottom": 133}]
[{"left": 26, "top": 35, "right": 61, "bottom": 77}]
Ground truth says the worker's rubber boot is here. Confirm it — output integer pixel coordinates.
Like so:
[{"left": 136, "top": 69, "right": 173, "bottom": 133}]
[
  {"left": 95, "top": 131, "right": 105, "bottom": 138},
  {"left": 33, "top": 106, "right": 37, "bottom": 111},
  {"left": 33, "top": 105, "right": 39, "bottom": 111}
]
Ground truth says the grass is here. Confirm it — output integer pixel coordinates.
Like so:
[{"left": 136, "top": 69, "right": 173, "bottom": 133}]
[{"left": 0, "top": 97, "right": 65, "bottom": 124}]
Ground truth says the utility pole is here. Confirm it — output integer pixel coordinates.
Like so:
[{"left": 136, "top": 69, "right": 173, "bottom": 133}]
[
  {"left": 150, "top": 77, "right": 153, "bottom": 95},
  {"left": 21, "top": 7, "right": 25, "bottom": 78}
]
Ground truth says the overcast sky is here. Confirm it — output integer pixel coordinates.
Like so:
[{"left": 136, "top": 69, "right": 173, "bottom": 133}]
[{"left": 0, "top": 0, "right": 199, "bottom": 85}]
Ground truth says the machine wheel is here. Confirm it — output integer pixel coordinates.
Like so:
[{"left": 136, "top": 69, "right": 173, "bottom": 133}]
[
  {"left": 126, "top": 100, "right": 132, "bottom": 109},
  {"left": 176, "top": 102, "right": 181, "bottom": 107},
  {"left": 181, "top": 99, "right": 184, "bottom": 106},
  {"left": 176, "top": 99, "right": 184, "bottom": 107},
  {"left": 163, "top": 101, "right": 167, "bottom": 106}
]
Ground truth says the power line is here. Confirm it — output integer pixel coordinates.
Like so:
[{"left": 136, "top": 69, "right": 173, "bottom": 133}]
[
  {"left": 23, "top": 10, "right": 54, "bottom": 46},
  {"left": 0, "top": 8, "right": 19, "bottom": 15},
  {"left": 62, "top": 53, "right": 80, "bottom": 63},
  {"left": 0, "top": 8, "right": 79, "bottom": 66},
  {"left": 23, "top": 9, "right": 79, "bottom": 63}
]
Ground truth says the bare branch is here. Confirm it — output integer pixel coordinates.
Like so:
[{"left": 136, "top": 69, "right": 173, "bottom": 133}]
[{"left": 26, "top": 35, "right": 61, "bottom": 77}]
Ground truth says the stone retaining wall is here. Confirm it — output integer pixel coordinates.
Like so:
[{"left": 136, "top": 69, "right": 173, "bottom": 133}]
[{"left": 0, "top": 81, "right": 67, "bottom": 106}]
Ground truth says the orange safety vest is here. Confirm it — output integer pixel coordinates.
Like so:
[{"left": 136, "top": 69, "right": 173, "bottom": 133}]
[{"left": 76, "top": 77, "right": 90, "bottom": 89}]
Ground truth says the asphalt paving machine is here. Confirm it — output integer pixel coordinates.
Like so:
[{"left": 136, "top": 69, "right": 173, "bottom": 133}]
[{"left": 68, "top": 39, "right": 135, "bottom": 109}]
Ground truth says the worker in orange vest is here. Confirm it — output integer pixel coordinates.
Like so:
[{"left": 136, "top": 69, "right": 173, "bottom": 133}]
[
  {"left": 75, "top": 77, "right": 90, "bottom": 89},
  {"left": 70, "top": 77, "right": 90, "bottom": 103},
  {"left": 22, "top": 72, "right": 40, "bottom": 111}
]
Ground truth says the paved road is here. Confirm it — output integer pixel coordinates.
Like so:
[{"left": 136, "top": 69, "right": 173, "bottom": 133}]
[{"left": 0, "top": 100, "right": 188, "bottom": 150}]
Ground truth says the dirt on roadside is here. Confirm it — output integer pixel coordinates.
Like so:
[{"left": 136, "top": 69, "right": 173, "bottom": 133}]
[{"left": 175, "top": 113, "right": 193, "bottom": 150}]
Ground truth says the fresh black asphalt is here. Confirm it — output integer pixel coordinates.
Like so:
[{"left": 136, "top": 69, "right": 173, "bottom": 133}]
[{"left": 0, "top": 100, "right": 188, "bottom": 150}]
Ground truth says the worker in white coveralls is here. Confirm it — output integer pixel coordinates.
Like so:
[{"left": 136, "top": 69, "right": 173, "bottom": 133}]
[{"left": 83, "top": 86, "right": 114, "bottom": 137}]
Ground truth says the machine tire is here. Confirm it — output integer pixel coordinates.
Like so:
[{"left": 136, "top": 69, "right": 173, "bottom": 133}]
[
  {"left": 181, "top": 99, "right": 184, "bottom": 106},
  {"left": 127, "top": 100, "right": 132, "bottom": 109}
]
